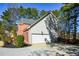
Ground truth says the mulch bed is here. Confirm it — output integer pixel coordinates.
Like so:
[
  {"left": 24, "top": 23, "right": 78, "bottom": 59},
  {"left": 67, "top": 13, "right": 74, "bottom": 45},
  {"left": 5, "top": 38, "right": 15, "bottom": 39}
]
[
  {"left": 3, "top": 43, "right": 15, "bottom": 48},
  {"left": 57, "top": 37, "right": 79, "bottom": 45},
  {"left": 3, "top": 43, "right": 31, "bottom": 48}
]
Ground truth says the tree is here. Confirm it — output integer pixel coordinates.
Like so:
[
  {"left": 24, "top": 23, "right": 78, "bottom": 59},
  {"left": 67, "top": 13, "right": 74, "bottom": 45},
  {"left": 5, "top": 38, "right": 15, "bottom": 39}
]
[
  {"left": 1, "top": 9, "right": 11, "bottom": 21},
  {"left": 40, "top": 10, "right": 47, "bottom": 17},
  {"left": 26, "top": 8, "right": 39, "bottom": 19},
  {"left": 26, "top": 8, "right": 32, "bottom": 19},
  {"left": 31, "top": 8, "right": 38, "bottom": 19},
  {"left": 52, "top": 10, "right": 60, "bottom": 18},
  {"left": 60, "top": 3, "right": 79, "bottom": 41},
  {"left": 18, "top": 6, "right": 27, "bottom": 18}
]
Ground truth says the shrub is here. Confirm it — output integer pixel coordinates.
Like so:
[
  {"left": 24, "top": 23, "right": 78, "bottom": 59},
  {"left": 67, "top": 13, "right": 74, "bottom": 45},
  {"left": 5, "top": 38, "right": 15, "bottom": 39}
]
[
  {"left": 4, "top": 37, "right": 12, "bottom": 44},
  {"left": 15, "top": 35, "right": 24, "bottom": 48}
]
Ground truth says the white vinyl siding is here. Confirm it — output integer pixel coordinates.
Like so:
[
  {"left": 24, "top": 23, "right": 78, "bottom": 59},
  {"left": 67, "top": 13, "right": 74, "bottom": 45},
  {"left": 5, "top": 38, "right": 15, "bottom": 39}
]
[{"left": 29, "top": 14, "right": 52, "bottom": 44}]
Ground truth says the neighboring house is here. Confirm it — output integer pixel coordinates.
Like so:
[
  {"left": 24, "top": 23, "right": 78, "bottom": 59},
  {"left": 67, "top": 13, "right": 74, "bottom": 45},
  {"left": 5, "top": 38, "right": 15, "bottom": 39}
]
[
  {"left": 16, "top": 18, "right": 35, "bottom": 44},
  {"left": 16, "top": 12, "right": 58, "bottom": 45}
]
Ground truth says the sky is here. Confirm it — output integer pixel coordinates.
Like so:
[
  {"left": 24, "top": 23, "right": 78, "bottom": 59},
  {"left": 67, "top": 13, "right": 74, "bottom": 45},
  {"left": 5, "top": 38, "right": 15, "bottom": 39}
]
[
  {"left": 0, "top": 3, "right": 63, "bottom": 15},
  {"left": 0, "top": 3, "right": 79, "bottom": 32}
]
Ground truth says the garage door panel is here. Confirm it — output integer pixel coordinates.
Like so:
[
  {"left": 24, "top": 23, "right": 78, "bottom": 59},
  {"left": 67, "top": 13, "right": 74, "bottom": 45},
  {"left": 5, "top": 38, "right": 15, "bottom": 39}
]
[{"left": 32, "top": 35, "right": 50, "bottom": 43}]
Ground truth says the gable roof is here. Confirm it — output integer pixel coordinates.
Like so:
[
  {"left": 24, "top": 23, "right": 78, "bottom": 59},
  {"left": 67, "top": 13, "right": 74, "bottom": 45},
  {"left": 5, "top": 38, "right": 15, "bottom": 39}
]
[
  {"left": 16, "top": 18, "right": 35, "bottom": 25},
  {"left": 24, "top": 12, "right": 58, "bottom": 31}
]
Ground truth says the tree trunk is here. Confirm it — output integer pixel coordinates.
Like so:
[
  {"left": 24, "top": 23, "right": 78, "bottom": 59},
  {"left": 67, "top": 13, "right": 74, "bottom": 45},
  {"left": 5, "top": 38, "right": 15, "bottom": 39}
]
[
  {"left": 67, "top": 20, "right": 70, "bottom": 39},
  {"left": 73, "top": 17, "right": 77, "bottom": 40}
]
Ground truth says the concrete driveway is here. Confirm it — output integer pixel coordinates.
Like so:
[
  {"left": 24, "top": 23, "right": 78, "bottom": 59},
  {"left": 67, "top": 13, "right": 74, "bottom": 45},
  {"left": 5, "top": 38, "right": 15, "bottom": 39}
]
[{"left": 0, "top": 43, "right": 79, "bottom": 56}]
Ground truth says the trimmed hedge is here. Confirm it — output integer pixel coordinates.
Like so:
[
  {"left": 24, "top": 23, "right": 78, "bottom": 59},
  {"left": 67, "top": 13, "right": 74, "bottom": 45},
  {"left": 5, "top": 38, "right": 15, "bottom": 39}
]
[{"left": 15, "top": 35, "right": 24, "bottom": 48}]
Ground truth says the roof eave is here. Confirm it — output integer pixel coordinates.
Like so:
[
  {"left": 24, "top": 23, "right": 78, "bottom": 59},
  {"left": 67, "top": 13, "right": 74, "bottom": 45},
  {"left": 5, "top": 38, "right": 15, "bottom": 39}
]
[
  {"left": 24, "top": 11, "right": 58, "bottom": 32},
  {"left": 26, "top": 12, "right": 50, "bottom": 31}
]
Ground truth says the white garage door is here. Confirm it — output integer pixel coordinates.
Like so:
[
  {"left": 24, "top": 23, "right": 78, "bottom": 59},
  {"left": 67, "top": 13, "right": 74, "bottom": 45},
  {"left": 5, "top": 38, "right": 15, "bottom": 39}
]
[{"left": 32, "top": 35, "right": 50, "bottom": 43}]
